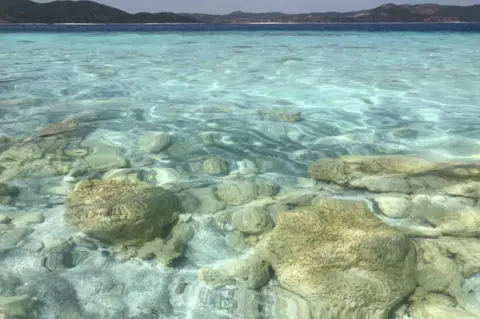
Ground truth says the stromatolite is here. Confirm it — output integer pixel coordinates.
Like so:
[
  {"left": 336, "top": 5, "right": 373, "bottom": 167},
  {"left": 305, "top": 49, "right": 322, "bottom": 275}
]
[
  {"left": 256, "top": 198, "right": 417, "bottom": 319},
  {"left": 64, "top": 179, "right": 181, "bottom": 245}
]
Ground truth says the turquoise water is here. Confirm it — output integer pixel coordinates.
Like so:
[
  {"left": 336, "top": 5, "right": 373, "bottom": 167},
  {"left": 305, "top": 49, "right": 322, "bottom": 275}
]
[
  {"left": 1, "top": 30, "right": 480, "bottom": 318},
  {"left": 2, "top": 32, "right": 480, "bottom": 163}
]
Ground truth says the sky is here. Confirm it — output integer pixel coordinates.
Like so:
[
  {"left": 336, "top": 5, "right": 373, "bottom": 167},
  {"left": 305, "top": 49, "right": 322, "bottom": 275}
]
[{"left": 33, "top": 0, "right": 480, "bottom": 14}]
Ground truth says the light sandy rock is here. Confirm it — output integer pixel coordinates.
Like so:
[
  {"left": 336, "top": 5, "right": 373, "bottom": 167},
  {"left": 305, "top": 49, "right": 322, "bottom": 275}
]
[
  {"left": 433, "top": 237, "right": 480, "bottom": 277},
  {"left": 231, "top": 206, "right": 274, "bottom": 235},
  {"left": 216, "top": 180, "right": 258, "bottom": 205},
  {"left": 410, "top": 303, "right": 480, "bottom": 319},
  {"left": 0, "top": 227, "right": 33, "bottom": 253},
  {"left": 152, "top": 167, "right": 185, "bottom": 187},
  {"left": 414, "top": 239, "right": 480, "bottom": 315},
  {"left": 81, "top": 139, "right": 130, "bottom": 173},
  {"left": 262, "top": 110, "right": 301, "bottom": 122},
  {"left": 137, "top": 222, "right": 193, "bottom": 266},
  {"left": 308, "top": 155, "right": 480, "bottom": 194},
  {"left": 184, "top": 187, "right": 226, "bottom": 215},
  {"left": 102, "top": 168, "right": 144, "bottom": 184},
  {"left": 199, "top": 131, "right": 223, "bottom": 145},
  {"left": 0, "top": 138, "right": 74, "bottom": 181},
  {"left": 275, "top": 190, "right": 316, "bottom": 207},
  {"left": 297, "top": 177, "right": 316, "bottom": 188},
  {"left": 225, "top": 230, "right": 249, "bottom": 252},
  {"left": 374, "top": 195, "right": 412, "bottom": 219},
  {"left": 256, "top": 181, "right": 279, "bottom": 198},
  {"left": 198, "top": 253, "right": 270, "bottom": 289},
  {"left": 41, "top": 237, "right": 97, "bottom": 271},
  {"left": 202, "top": 157, "right": 229, "bottom": 175},
  {"left": 443, "top": 181, "right": 480, "bottom": 198},
  {"left": 139, "top": 131, "right": 172, "bottom": 153},
  {"left": 236, "top": 159, "right": 258, "bottom": 175},
  {"left": 13, "top": 211, "right": 45, "bottom": 227},
  {"left": 267, "top": 203, "right": 291, "bottom": 224},
  {"left": 38, "top": 119, "right": 80, "bottom": 137},
  {"left": 409, "top": 194, "right": 480, "bottom": 237},
  {"left": 65, "top": 179, "right": 181, "bottom": 245},
  {"left": 256, "top": 198, "right": 417, "bottom": 319},
  {"left": 0, "top": 213, "right": 12, "bottom": 224},
  {"left": 0, "top": 295, "right": 36, "bottom": 318},
  {"left": 268, "top": 287, "right": 312, "bottom": 319}
]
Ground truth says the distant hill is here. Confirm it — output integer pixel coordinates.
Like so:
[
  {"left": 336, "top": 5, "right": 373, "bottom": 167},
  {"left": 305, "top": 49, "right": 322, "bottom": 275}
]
[
  {"left": 0, "top": 0, "right": 199, "bottom": 23},
  {"left": 184, "top": 4, "right": 480, "bottom": 23},
  {"left": 1, "top": 1, "right": 479, "bottom": 24}
]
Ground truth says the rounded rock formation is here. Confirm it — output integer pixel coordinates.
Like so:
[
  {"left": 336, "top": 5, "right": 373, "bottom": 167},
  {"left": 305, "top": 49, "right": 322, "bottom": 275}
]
[
  {"left": 255, "top": 198, "right": 417, "bottom": 319},
  {"left": 64, "top": 179, "right": 181, "bottom": 245},
  {"left": 231, "top": 207, "right": 273, "bottom": 235}
]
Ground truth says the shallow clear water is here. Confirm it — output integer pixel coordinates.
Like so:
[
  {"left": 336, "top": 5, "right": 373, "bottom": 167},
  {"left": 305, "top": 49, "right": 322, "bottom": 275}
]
[
  {"left": 1, "top": 28, "right": 480, "bottom": 318},
  {"left": 2, "top": 31, "right": 480, "bottom": 166}
]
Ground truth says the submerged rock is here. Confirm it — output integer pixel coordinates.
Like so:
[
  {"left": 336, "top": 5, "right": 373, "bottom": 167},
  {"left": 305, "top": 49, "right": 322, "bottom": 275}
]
[
  {"left": 199, "top": 253, "right": 270, "bottom": 290},
  {"left": 81, "top": 139, "right": 130, "bottom": 173},
  {"left": 0, "top": 182, "right": 19, "bottom": 197},
  {"left": 38, "top": 119, "right": 81, "bottom": 138},
  {"left": 42, "top": 237, "right": 98, "bottom": 271},
  {"left": 137, "top": 222, "right": 194, "bottom": 266},
  {"left": 13, "top": 211, "right": 45, "bottom": 228},
  {"left": 256, "top": 198, "right": 417, "bottom": 319},
  {"left": 231, "top": 206, "right": 273, "bottom": 235},
  {"left": 373, "top": 194, "right": 412, "bottom": 219},
  {"left": 414, "top": 238, "right": 480, "bottom": 316},
  {"left": 400, "top": 194, "right": 480, "bottom": 237},
  {"left": 0, "top": 295, "right": 36, "bottom": 318},
  {"left": 261, "top": 110, "right": 301, "bottom": 123},
  {"left": 0, "top": 227, "right": 33, "bottom": 253},
  {"left": 216, "top": 180, "right": 278, "bottom": 206},
  {"left": 64, "top": 179, "right": 181, "bottom": 245},
  {"left": 0, "top": 137, "right": 74, "bottom": 181},
  {"left": 183, "top": 187, "right": 226, "bottom": 215},
  {"left": 216, "top": 180, "right": 258, "bottom": 205},
  {"left": 139, "top": 131, "right": 172, "bottom": 154},
  {"left": 308, "top": 155, "right": 467, "bottom": 193},
  {"left": 0, "top": 213, "right": 12, "bottom": 224},
  {"left": 410, "top": 303, "right": 480, "bottom": 319},
  {"left": 202, "top": 157, "right": 229, "bottom": 175}
]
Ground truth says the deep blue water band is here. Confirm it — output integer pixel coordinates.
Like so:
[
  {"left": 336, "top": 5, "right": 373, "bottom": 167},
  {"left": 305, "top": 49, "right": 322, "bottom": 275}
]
[{"left": 1, "top": 23, "right": 480, "bottom": 33}]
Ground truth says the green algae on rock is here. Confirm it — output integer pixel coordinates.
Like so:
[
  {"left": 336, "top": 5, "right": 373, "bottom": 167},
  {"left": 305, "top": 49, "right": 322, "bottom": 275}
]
[
  {"left": 255, "top": 198, "right": 417, "bottom": 319},
  {"left": 64, "top": 179, "right": 181, "bottom": 245}
]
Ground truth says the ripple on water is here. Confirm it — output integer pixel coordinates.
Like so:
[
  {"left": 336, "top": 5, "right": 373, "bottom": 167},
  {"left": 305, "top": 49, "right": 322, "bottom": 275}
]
[{"left": 1, "top": 30, "right": 480, "bottom": 318}]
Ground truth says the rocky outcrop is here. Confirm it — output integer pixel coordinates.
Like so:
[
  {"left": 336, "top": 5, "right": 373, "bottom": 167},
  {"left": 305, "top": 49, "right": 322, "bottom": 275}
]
[
  {"left": 64, "top": 179, "right": 181, "bottom": 245},
  {"left": 256, "top": 198, "right": 417, "bottom": 319}
]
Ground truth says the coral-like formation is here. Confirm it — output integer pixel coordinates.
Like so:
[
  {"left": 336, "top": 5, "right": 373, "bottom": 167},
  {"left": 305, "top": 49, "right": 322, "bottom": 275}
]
[
  {"left": 256, "top": 198, "right": 417, "bottom": 319},
  {"left": 64, "top": 179, "right": 181, "bottom": 245}
]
